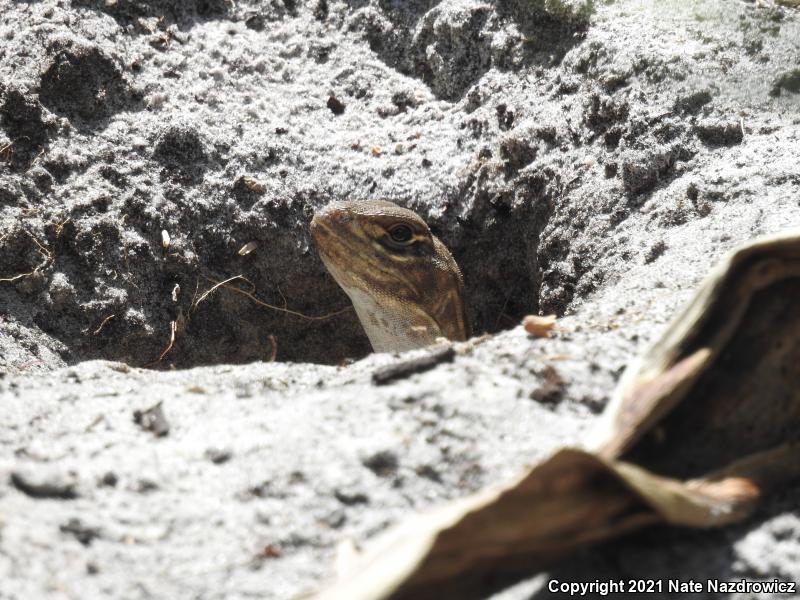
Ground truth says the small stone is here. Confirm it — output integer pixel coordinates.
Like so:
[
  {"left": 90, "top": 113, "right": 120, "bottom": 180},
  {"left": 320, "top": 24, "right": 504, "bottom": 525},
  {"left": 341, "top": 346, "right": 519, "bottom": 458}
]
[
  {"left": 100, "top": 472, "right": 118, "bottom": 487},
  {"left": 60, "top": 518, "right": 101, "bottom": 546},
  {"left": 205, "top": 447, "right": 233, "bottom": 464},
  {"left": 644, "top": 240, "right": 668, "bottom": 264},
  {"left": 362, "top": 450, "right": 399, "bottom": 476},
  {"left": 327, "top": 95, "right": 345, "bottom": 115},
  {"left": 245, "top": 13, "right": 265, "bottom": 31},
  {"left": 10, "top": 471, "right": 78, "bottom": 500},
  {"left": 133, "top": 402, "right": 170, "bottom": 437},
  {"left": 136, "top": 479, "right": 159, "bottom": 493},
  {"left": 334, "top": 488, "right": 369, "bottom": 505},
  {"left": 523, "top": 314, "right": 557, "bottom": 338}
]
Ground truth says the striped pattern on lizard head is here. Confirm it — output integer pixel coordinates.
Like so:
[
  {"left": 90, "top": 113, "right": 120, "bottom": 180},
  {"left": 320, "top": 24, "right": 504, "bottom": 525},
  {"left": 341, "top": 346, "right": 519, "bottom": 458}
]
[{"left": 310, "top": 200, "right": 468, "bottom": 352}]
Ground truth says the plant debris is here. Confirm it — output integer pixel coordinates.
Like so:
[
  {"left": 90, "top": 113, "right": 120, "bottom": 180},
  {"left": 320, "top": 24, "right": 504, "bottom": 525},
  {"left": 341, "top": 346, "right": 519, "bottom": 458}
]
[{"left": 372, "top": 345, "right": 456, "bottom": 386}]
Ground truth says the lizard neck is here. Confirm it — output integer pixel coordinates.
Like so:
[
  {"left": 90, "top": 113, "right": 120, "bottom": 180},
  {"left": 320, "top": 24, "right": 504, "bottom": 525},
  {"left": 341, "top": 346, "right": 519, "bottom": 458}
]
[{"left": 345, "top": 286, "right": 446, "bottom": 353}]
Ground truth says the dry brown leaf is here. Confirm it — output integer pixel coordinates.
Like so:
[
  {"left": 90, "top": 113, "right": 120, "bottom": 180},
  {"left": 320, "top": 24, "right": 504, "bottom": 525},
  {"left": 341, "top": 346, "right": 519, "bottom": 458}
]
[{"left": 313, "top": 230, "right": 800, "bottom": 600}]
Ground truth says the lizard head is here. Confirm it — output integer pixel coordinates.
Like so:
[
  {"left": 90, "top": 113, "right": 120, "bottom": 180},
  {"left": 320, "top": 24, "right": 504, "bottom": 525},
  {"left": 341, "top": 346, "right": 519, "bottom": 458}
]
[{"left": 310, "top": 200, "right": 468, "bottom": 352}]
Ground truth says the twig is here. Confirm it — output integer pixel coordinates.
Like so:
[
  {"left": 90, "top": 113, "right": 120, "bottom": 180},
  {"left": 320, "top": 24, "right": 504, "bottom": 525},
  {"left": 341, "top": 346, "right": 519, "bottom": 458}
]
[
  {"left": 0, "top": 136, "right": 32, "bottom": 163},
  {"left": 29, "top": 148, "right": 45, "bottom": 167},
  {"left": 84, "top": 414, "right": 106, "bottom": 432},
  {"left": 266, "top": 334, "right": 278, "bottom": 362},
  {"left": 92, "top": 314, "right": 116, "bottom": 335},
  {"left": 195, "top": 274, "right": 248, "bottom": 306},
  {"left": 0, "top": 268, "right": 39, "bottom": 283},
  {"left": 196, "top": 274, "right": 351, "bottom": 321},
  {"left": 55, "top": 217, "right": 72, "bottom": 237},
  {"left": 146, "top": 320, "right": 177, "bottom": 367},
  {"left": 493, "top": 287, "right": 515, "bottom": 331},
  {"left": 0, "top": 141, "right": 14, "bottom": 162},
  {"left": 190, "top": 277, "right": 200, "bottom": 305},
  {"left": 25, "top": 230, "right": 52, "bottom": 259},
  {"left": 372, "top": 345, "right": 456, "bottom": 386},
  {"left": 0, "top": 230, "right": 52, "bottom": 283}
]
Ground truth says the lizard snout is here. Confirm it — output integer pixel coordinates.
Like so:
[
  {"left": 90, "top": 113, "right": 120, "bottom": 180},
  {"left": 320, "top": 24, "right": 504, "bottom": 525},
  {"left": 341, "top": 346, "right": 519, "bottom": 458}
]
[{"left": 311, "top": 204, "right": 353, "bottom": 240}]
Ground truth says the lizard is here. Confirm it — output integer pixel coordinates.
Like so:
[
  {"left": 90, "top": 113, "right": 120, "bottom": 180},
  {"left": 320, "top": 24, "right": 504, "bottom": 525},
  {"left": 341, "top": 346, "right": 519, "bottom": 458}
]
[{"left": 310, "top": 200, "right": 469, "bottom": 353}]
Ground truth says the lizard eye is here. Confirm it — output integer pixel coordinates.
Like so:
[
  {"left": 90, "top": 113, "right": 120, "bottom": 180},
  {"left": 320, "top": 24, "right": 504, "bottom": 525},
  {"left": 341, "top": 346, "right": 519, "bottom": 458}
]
[{"left": 387, "top": 224, "right": 414, "bottom": 244}]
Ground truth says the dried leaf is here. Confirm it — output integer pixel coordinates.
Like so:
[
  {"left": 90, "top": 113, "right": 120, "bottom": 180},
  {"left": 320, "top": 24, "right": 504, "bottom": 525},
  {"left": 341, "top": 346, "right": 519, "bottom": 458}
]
[{"left": 313, "top": 230, "right": 800, "bottom": 600}]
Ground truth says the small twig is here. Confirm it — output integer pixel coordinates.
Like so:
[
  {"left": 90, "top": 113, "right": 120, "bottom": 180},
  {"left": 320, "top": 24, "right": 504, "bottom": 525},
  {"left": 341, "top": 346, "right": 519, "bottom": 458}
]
[
  {"left": 84, "top": 414, "right": 106, "bottom": 432},
  {"left": 146, "top": 320, "right": 177, "bottom": 367},
  {"left": 55, "top": 217, "right": 72, "bottom": 237},
  {"left": 372, "top": 344, "right": 456, "bottom": 386},
  {"left": 29, "top": 148, "right": 45, "bottom": 167},
  {"left": 195, "top": 274, "right": 248, "bottom": 306},
  {"left": 275, "top": 284, "right": 289, "bottom": 311},
  {"left": 0, "top": 231, "right": 52, "bottom": 283},
  {"left": 92, "top": 314, "right": 116, "bottom": 335},
  {"left": 190, "top": 277, "right": 200, "bottom": 305},
  {"left": 0, "top": 136, "right": 33, "bottom": 164},
  {"left": 196, "top": 274, "right": 351, "bottom": 321},
  {"left": 232, "top": 283, "right": 351, "bottom": 321},
  {"left": 25, "top": 230, "right": 52, "bottom": 259},
  {"left": 0, "top": 141, "right": 14, "bottom": 162},
  {"left": 0, "top": 268, "right": 39, "bottom": 283},
  {"left": 266, "top": 334, "right": 278, "bottom": 362},
  {"left": 492, "top": 287, "right": 515, "bottom": 331}
]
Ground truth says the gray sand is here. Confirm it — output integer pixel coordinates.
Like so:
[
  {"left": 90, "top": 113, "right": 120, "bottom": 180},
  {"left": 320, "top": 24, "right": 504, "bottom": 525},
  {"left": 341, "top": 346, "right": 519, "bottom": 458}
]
[{"left": 1, "top": 0, "right": 799, "bottom": 598}]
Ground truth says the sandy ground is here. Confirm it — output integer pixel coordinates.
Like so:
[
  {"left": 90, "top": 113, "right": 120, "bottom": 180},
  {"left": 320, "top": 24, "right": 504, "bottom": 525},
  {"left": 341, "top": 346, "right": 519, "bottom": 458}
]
[{"left": 1, "top": 0, "right": 799, "bottom": 598}]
